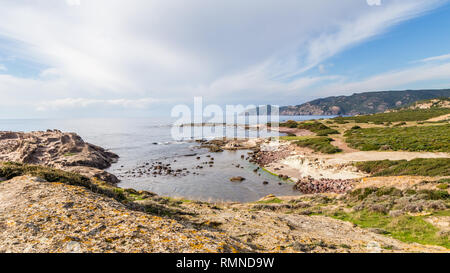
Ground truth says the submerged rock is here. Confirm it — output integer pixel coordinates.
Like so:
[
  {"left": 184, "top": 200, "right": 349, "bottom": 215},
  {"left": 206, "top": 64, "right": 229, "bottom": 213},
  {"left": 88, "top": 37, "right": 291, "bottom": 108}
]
[{"left": 230, "top": 176, "right": 246, "bottom": 182}]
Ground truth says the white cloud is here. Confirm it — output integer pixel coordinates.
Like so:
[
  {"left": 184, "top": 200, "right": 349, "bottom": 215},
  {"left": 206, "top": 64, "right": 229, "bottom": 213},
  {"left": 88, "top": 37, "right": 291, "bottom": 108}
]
[
  {"left": 418, "top": 53, "right": 450, "bottom": 63},
  {"left": 36, "top": 97, "right": 160, "bottom": 111},
  {"left": 367, "top": 0, "right": 382, "bottom": 6},
  {"left": 66, "top": 0, "right": 81, "bottom": 6},
  {"left": 318, "top": 61, "right": 450, "bottom": 96},
  {"left": 0, "top": 64, "right": 6, "bottom": 71},
  {"left": 318, "top": 65, "right": 326, "bottom": 74},
  {"left": 39, "top": 68, "right": 61, "bottom": 78},
  {"left": 0, "top": 0, "right": 447, "bottom": 116}
]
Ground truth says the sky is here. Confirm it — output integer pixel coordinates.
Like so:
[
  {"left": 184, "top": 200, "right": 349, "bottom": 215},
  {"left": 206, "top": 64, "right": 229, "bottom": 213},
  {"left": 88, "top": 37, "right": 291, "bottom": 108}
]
[{"left": 1, "top": 0, "right": 450, "bottom": 118}]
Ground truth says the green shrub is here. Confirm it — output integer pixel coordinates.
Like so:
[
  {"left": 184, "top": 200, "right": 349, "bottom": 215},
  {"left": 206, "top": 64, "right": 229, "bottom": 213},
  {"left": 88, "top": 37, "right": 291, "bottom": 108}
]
[
  {"left": 316, "top": 129, "right": 340, "bottom": 136},
  {"left": 345, "top": 124, "right": 450, "bottom": 152},
  {"left": 0, "top": 162, "right": 90, "bottom": 185},
  {"left": 417, "top": 190, "right": 450, "bottom": 200},
  {"left": 393, "top": 122, "right": 407, "bottom": 127},
  {"left": 280, "top": 121, "right": 340, "bottom": 136},
  {"left": 350, "top": 187, "right": 379, "bottom": 201},
  {"left": 354, "top": 158, "right": 450, "bottom": 177},
  {"left": 330, "top": 210, "right": 450, "bottom": 249},
  {"left": 280, "top": 120, "right": 299, "bottom": 128},
  {"left": 295, "top": 137, "right": 342, "bottom": 154},
  {"left": 334, "top": 108, "right": 450, "bottom": 123},
  {"left": 376, "top": 187, "right": 403, "bottom": 197}
]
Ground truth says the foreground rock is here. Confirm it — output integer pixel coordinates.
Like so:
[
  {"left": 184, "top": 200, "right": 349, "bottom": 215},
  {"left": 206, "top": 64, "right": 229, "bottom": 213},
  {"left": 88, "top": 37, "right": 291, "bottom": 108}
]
[
  {"left": 0, "top": 175, "right": 447, "bottom": 253},
  {"left": 0, "top": 176, "right": 248, "bottom": 253},
  {"left": 0, "top": 130, "right": 119, "bottom": 184}
]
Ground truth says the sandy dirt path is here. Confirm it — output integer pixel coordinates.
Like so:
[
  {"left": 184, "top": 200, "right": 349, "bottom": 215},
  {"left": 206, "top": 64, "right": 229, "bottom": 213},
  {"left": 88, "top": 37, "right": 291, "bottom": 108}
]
[
  {"left": 427, "top": 113, "right": 450, "bottom": 122},
  {"left": 331, "top": 136, "right": 359, "bottom": 153},
  {"left": 320, "top": 151, "right": 450, "bottom": 164}
]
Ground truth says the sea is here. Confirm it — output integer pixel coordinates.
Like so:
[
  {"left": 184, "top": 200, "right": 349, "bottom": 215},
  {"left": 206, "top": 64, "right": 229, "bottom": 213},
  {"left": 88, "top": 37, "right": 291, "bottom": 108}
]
[{"left": 0, "top": 116, "right": 334, "bottom": 202}]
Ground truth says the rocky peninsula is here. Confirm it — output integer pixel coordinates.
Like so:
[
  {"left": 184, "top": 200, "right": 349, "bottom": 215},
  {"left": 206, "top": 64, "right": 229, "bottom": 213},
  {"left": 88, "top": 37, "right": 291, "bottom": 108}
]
[{"left": 0, "top": 130, "right": 119, "bottom": 184}]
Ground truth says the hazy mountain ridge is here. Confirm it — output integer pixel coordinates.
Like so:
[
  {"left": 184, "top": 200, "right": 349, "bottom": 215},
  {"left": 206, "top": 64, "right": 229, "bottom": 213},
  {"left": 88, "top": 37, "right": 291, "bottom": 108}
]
[{"left": 279, "top": 89, "right": 450, "bottom": 116}]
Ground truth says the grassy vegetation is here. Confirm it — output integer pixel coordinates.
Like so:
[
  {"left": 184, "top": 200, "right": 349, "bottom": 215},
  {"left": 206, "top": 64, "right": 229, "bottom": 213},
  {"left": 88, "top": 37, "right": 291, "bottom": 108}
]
[
  {"left": 332, "top": 186, "right": 449, "bottom": 248},
  {"left": 296, "top": 122, "right": 339, "bottom": 136},
  {"left": 334, "top": 108, "right": 450, "bottom": 123},
  {"left": 354, "top": 158, "right": 450, "bottom": 177},
  {"left": 331, "top": 210, "right": 449, "bottom": 249},
  {"left": 254, "top": 185, "right": 450, "bottom": 248},
  {"left": 294, "top": 137, "right": 342, "bottom": 154},
  {"left": 344, "top": 124, "right": 450, "bottom": 152},
  {"left": 280, "top": 120, "right": 339, "bottom": 136},
  {"left": 279, "top": 120, "right": 300, "bottom": 128},
  {"left": 0, "top": 162, "right": 93, "bottom": 185},
  {"left": 279, "top": 135, "right": 312, "bottom": 141},
  {"left": 256, "top": 198, "right": 283, "bottom": 204}
]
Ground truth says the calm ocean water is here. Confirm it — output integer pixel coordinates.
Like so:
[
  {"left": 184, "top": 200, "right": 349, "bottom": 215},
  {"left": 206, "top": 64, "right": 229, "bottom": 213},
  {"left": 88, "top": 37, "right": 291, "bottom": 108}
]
[{"left": 0, "top": 116, "right": 333, "bottom": 202}]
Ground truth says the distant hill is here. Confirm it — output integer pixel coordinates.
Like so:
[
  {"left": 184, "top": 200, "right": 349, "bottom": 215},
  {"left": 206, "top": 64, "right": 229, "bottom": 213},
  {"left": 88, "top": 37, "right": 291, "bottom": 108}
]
[
  {"left": 403, "top": 97, "right": 450, "bottom": 110},
  {"left": 277, "top": 89, "right": 450, "bottom": 116}
]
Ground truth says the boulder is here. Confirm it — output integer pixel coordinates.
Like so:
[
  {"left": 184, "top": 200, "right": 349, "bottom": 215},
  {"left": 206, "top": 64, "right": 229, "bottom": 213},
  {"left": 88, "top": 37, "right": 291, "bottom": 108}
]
[{"left": 0, "top": 130, "right": 120, "bottom": 184}]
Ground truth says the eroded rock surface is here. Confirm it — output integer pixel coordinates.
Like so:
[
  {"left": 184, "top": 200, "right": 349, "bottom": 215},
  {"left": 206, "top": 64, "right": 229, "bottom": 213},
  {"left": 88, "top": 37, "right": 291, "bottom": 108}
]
[
  {"left": 0, "top": 176, "right": 447, "bottom": 253},
  {"left": 0, "top": 130, "right": 119, "bottom": 184},
  {"left": 0, "top": 176, "right": 248, "bottom": 253}
]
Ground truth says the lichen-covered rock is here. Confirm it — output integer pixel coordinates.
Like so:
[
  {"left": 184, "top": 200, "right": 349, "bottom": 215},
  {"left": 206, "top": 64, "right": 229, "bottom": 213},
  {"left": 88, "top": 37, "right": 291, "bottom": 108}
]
[
  {"left": 0, "top": 176, "right": 448, "bottom": 253},
  {"left": 0, "top": 176, "right": 250, "bottom": 253}
]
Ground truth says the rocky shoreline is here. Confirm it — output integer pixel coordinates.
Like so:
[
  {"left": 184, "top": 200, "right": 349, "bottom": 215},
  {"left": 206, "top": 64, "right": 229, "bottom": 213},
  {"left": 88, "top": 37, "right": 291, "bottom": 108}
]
[
  {"left": 0, "top": 130, "right": 119, "bottom": 184},
  {"left": 0, "top": 129, "right": 372, "bottom": 195},
  {"left": 197, "top": 137, "right": 359, "bottom": 194},
  {"left": 294, "top": 177, "right": 354, "bottom": 194}
]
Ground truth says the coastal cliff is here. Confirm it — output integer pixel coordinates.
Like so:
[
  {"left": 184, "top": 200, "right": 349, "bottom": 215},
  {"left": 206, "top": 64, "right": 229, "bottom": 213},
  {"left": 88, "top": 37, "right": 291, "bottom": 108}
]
[{"left": 0, "top": 130, "right": 119, "bottom": 184}]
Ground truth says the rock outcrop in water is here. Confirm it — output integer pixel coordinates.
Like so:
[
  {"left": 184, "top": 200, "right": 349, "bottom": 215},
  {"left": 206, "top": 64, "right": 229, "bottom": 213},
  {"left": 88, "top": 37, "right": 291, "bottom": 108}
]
[{"left": 0, "top": 130, "right": 119, "bottom": 184}]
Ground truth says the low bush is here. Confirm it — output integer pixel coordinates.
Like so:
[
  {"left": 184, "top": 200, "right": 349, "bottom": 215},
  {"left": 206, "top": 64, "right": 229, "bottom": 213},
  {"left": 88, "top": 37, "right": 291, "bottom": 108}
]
[
  {"left": 295, "top": 137, "right": 342, "bottom": 154},
  {"left": 345, "top": 124, "right": 450, "bottom": 152},
  {"left": 334, "top": 108, "right": 450, "bottom": 123},
  {"left": 354, "top": 158, "right": 450, "bottom": 177}
]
